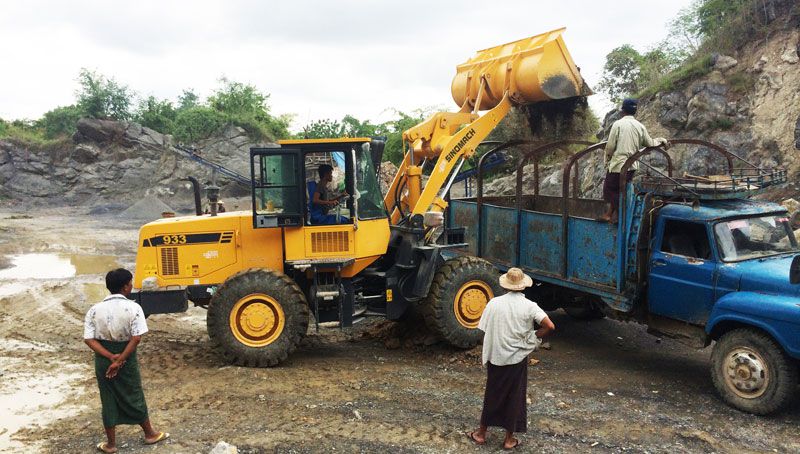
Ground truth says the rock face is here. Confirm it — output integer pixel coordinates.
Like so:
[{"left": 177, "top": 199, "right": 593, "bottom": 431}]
[
  {"left": 599, "top": 3, "right": 800, "bottom": 180},
  {"left": 0, "top": 119, "right": 273, "bottom": 209}
]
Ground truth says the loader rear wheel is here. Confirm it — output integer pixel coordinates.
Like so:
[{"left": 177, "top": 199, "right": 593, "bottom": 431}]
[
  {"left": 423, "top": 256, "right": 501, "bottom": 348},
  {"left": 208, "top": 269, "right": 309, "bottom": 367}
]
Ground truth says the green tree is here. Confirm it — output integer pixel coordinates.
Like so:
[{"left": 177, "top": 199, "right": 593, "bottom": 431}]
[
  {"left": 75, "top": 68, "right": 133, "bottom": 120},
  {"left": 301, "top": 118, "right": 345, "bottom": 138},
  {"left": 208, "top": 78, "right": 290, "bottom": 140},
  {"left": 135, "top": 96, "right": 177, "bottom": 133},
  {"left": 696, "top": 0, "right": 748, "bottom": 36},
  {"left": 380, "top": 109, "right": 429, "bottom": 164},
  {"left": 300, "top": 115, "right": 382, "bottom": 139},
  {"left": 667, "top": 0, "right": 703, "bottom": 56},
  {"left": 36, "top": 105, "right": 83, "bottom": 139},
  {"left": 173, "top": 106, "right": 226, "bottom": 143},
  {"left": 596, "top": 45, "right": 643, "bottom": 103},
  {"left": 177, "top": 89, "right": 199, "bottom": 111}
]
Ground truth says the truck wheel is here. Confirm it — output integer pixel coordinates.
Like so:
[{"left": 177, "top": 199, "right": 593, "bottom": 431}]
[
  {"left": 207, "top": 269, "right": 309, "bottom": 367},
  {"left": 711, "top": 328, "right": 798, "bottom": 415},
  {"left": 423, "top": 256, "right": 501, "bottom": 348}
]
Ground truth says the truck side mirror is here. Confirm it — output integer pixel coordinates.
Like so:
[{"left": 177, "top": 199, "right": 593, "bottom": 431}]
[{"left": 790, "top": 255, "right": 800, "bottom": 285}]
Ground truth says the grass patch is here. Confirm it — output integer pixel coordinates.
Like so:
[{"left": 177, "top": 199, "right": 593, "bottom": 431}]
[
  {"left": 727, "top": 71, "right": 756, "bottom": 94},
  {"left": 709, "top": 117, "right": 735, "bottom": 131},
  {"left": 637, "top": 55, "right": 713, "bottom": 99}
]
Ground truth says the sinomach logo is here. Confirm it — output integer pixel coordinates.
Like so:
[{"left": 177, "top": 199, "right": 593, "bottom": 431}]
[{"left": 445, "top": 128, "right": 476, "bottom": 162}]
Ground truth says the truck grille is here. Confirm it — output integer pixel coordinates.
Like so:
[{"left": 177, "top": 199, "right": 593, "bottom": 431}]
[
  {"left": 160, "top": 247, "right": 179, "bottom": 275},
  {"left": 311, "top": 231, "right": 349, "bottom": 253}
]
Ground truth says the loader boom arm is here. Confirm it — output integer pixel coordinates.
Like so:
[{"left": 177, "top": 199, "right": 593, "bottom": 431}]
[{"left": 383, "top": 28, "right": 589, "bottom": 224}]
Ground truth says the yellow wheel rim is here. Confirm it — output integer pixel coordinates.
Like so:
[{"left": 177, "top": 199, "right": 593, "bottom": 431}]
[
  {"left": 229, "top": 293, "right": 285, "bottom": 347},
  {"left": 453, "top": 280, "right": 493, "bottom": 328}
]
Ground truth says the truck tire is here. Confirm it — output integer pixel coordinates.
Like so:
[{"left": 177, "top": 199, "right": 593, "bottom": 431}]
[
  {"left": 207, "top": 268, "right": 309, "bottom": 367},
  {"left": 423, "top": 256, "right": 501, "bottom": 348},
  {"left": 711, "top": 328, "right": 798, "bottom": 415}
]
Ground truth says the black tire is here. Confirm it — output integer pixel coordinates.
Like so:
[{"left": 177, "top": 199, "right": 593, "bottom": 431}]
[
  {"left": 422, "top": 256, "right": 501, "bottom": 348},
  {"left": 563, "top": 305, "right": 605, "bottom": 320},
  {"left": 711, "top": 328, "right": 798, "bottom": 415},
  {"left": 207, "top": 268, "right": 309, "bottom": 367}
]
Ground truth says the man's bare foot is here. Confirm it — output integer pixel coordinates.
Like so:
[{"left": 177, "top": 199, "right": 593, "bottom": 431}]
[
  {"left": 144, "top": 431, "right": 170, "bottom": 445},
  {"left": 466, "top": 430, "right": 486, "bottom": 445},
  {"left": 97, "top": 441, "right": 118, "bottom": 453},
  {"left": 503, "top": 437, "right": 521, "bottom": 450}
]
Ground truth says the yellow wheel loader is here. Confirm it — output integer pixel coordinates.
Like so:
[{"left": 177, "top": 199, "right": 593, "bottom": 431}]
[{"left": 131, "top": 28, "right": 589, "bottom": 366}]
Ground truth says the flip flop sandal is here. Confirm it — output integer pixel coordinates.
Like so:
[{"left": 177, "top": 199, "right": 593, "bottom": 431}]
[
  {"left": 96, "top": 442, "right": 118, "bottom": 453},
  {"left": 503, "top": 438, "right": 521, "bottom": 450},
  {"left": 144, "top": 432, "right": 170, "bottom": 445},
  {"left": 466, "top": 431, "right": 485, "bottom": 445}
]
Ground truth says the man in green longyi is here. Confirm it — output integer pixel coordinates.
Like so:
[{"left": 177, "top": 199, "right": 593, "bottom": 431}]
[{"left": 83, "top": 268, "right": 170, "bottom": 453}]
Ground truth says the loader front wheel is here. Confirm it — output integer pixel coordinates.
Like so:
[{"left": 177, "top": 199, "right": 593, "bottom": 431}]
[
  {"left": 423, "top": 256, "right": 501, "bottom": 348},
  {"left": 208, "top": 269, "right": 309, "bottom": 367}
]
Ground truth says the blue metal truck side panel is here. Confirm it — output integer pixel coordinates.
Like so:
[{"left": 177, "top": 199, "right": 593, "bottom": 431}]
[
  {"left": 567, "top": 217, "right": 618, "bottom": 287},
  {"left": 519, "top": 210, "right": 561, "bottom": 275},
  {"left": 707, "top": 292, "right": 800, "bottom": 358},
  {"left": 481, "top": 204, "right": 517, "bottom": 266}
]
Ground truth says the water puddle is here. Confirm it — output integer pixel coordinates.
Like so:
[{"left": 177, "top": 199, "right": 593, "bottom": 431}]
[
  {"left": 0, "top": 358, "right": 88, "bottom": 451},
  {"left": 0, "top": 253, "right": 119, "bottom": 280}
]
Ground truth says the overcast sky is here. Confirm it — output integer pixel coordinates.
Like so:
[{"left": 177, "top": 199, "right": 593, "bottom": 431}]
[{"left": 0, "top": 0, "right": 694, "bottom": 131}]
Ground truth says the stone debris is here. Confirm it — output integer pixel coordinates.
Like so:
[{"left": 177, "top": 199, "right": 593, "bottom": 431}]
[
  {"left": 119, "top": 194, "right": 175, "bottom": 221},
  {"left": 210, "top": 440, "right": 238, "bottom": 454},
  {"left": 713, "top": 54, "right": 738, "bottom": 71},
  {"left": 781, "top": 47, "right": 799, "bottom": 64}
]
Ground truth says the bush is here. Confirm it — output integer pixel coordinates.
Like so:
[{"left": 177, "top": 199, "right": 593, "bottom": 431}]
[
  {"left": 207, "top": 78, "right": 290, "bottom": 141},
  {"left": 37, "top": 105, "right": 83, "bottom": 139},
  {"left": 76, "top": 68, "right": 133, "bottom": 120},
  {"left": 135, "top": 96, "right": 177, "bottom": 134},
  {"left": 173, "top": 107, "right": 226, "bottom": 143}
]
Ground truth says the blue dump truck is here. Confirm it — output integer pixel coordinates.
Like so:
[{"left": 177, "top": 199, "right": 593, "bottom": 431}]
[{"left": 448, "top": 139, "right": 799, "bottom": 414}]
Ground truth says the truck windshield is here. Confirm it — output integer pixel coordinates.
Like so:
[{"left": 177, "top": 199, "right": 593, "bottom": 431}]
[{"left": 714, "top": 215, "right": 798, "bottom": 261}]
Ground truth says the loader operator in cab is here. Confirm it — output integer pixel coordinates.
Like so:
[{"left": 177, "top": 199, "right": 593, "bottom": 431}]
[
  {"left": 310, "top": 164, "right": 349, "bottom": 224},
  {"left": 600, "top": 98, "right": 669, "bottom": 223}
]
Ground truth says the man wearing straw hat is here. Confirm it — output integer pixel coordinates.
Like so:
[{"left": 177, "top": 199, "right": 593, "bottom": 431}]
[{"left": 467, "top": 267, "right": 555, "bottom": 450}]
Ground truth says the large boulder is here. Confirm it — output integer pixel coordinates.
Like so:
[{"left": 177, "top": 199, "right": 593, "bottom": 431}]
[{"left": 658, "top": 91, "right": 689, "bottom": 129}]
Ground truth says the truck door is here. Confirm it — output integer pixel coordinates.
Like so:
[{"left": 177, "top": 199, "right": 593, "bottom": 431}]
[{"left": 647, "top": 219, "right": 717, "bottom": 324}]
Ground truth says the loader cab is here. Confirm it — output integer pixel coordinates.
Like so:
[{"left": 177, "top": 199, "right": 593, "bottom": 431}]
[
  {"left": 250, "top": 138, "right": 386, "bottom": 228},
  {"left": 250, "top": 138, "right": 391, "bottom": 278}
]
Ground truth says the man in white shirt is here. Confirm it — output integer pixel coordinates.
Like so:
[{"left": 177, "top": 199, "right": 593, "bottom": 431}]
[
  {"left": 600, "top": 98, "right": 669, "bottom": 223},
  {"left": 467, "top": 267, "right": 555, "bottom": 450},
  {"left": 84, "top": 268, "right": 169, "bottom": 453}
]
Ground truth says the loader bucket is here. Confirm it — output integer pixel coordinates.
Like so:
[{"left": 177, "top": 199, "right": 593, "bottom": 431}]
[{"left": 451, "top": 28, "right": 590, "bottom": 111}]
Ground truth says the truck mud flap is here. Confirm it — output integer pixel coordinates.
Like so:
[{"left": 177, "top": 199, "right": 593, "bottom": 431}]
[{"left": 132, "top": 289, "right": 189, "bottom": 316}]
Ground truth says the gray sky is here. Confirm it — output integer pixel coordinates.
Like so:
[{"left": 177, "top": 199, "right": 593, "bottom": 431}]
[{"left": 0, "top": 0, "right": 694, "bottom": 130}]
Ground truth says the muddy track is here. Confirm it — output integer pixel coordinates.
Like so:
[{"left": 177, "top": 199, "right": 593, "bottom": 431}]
[{"left": 1, "top": 208, "right": 799, "bottom": 453}]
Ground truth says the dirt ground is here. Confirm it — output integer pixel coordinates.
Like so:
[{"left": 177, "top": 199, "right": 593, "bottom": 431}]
[{"left": 1, "top": 207, "right": 799, "bottom": 453}]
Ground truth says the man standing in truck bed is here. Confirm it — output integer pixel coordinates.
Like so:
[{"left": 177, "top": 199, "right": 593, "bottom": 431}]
[{"left": 600, "top": 98, "right": 668, "bottom": 223}]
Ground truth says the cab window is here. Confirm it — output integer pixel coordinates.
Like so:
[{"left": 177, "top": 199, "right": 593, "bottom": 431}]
[{"left": 661, "top": 220, "right": 712, "bottom": 260}]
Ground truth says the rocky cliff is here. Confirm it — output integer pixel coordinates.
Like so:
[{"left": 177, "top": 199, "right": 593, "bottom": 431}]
[
  {"left": 615, "top": 1, "right": 800, "bottom": 179},
  {"left": 0, "top": 119, "right": 273, "bottom": 211}
]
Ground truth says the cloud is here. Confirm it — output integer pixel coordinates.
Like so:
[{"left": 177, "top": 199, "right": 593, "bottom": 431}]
[{"left": 0, "top": 0, "right": 695, "bottom": 127}]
